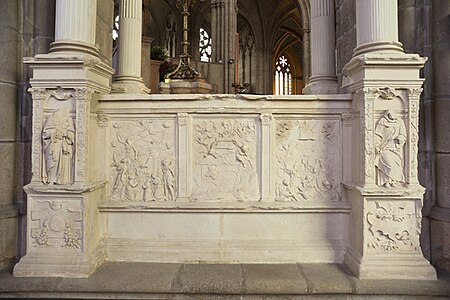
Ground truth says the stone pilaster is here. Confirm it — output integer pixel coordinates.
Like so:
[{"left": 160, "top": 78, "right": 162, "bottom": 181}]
[
  {"left": 51, "top": 0, "right": 98, "bottom": 56},
  {"left": 303, "top": 0, "right": 337, "bottom": 94},
  {"left": 14, "top": 0, "right": 114, "bottom": 277},
  {"left": 113, "top": 0, "right": 150, "bottom": 94},
  {"left": 340, "top": 0, "right": 436, "bottom": 280}
]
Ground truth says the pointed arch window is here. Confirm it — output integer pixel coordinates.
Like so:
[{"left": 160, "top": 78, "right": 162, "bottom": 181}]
[
  {"left": 199, "top": 27, "right": 212, "bottom": 62},
  {"left": 275, "top": 55, "right": 292, "bottom": 95},
  {"left": 113, "top": 15, "right": 119, "bottom": 41}
]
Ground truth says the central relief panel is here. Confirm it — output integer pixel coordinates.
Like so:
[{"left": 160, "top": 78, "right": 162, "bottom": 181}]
[
  {"left": 275, "top": 118, "right": 341, "bottom": 203},
  {"left": 191, "top": 116, "right": 259, "bottom": 202}
]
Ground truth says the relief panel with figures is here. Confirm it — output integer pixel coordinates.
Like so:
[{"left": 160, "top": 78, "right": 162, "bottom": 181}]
[
  {"left": 275, "top": 119, "right": 341, "bottom": 202},
  {"left": 109, "top": 119, "right": 176, "bottom": 202},
  {"left": 192, "top": 118, "right": 259, "bottom": 201}
]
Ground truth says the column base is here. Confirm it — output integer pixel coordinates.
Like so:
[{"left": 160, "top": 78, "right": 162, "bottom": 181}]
[
  {"left": 344, "top": 184, "right": 437, "bottom": 280},
  {"left": 14, "top": 183, "right": 106, "bottom": 277},
  {"left": 159, "top": 79, "right": 212, "bottom": 94},
  {"left": 50, "top": 40, "right": 99, "bottom": 58},
  {"left": 112, "top": 80, "right": 150, "bottom": 94},
  {"left": 13, "top": 246, "right": 105, "bottom": 278},
  {"left": 353, "top": 41, "right": 404, "bottom": 57},
  {"left": 345, "top": 248, "right": 437, "bottom": 280},
  {"left": 302, "top": 78, "right": 337, "bottom": 95}
]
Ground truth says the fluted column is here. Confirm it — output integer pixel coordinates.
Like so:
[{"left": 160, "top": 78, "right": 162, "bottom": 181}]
[
  {"left": 354, "top": 0, "right": 403, "bottom": 56},
  {"left": 114, "top": 0, "right": 149, "bottom": 93},
  {"left": 50, "top": 0, "right": 98, "bottom": 56},
  {"left": 303, "top": 0, "right": 337, "bottom": 94}
]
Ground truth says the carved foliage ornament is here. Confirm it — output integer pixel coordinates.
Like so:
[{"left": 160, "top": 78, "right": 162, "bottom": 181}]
[
  {"left": 31, "top": 200, "right": 82, "bottom": 250},
  {"left": 367, "top": 201, "right": 418, "bottom": 253},
  {"left": 110, "top": 119, "right": 176, "bottom": 202}
]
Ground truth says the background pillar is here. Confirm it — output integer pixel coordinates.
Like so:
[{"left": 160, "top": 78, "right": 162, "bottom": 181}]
[
  {"left": 303, "top": 0, "right": 337, "bottom": 94},
  {"left": 113, "top": 0, "right": 150, "bottom": 93}
]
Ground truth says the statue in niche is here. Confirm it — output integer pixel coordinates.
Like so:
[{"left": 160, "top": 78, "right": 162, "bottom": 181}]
[
  {"left": 42, "top": 108, "right": 75, "bottom": 185},
  {"left": 375, "top": 110, "right": 406, "bottom": 187}
]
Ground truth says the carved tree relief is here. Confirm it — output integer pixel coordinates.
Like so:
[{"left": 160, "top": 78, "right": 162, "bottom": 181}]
[
  {"left": 275, "top": 119, "right": 341, "bottom": 202},
  {"left": 110, "top": 119, "right": 176, "bottom": 202},
  {"left": 31, "top": 200, "right": 82, "bottom": 249},
  {"left": 192, "top": 119, "right": 259, "bottom": 201},
  {"left": 367, "top": 201, "right": 419, "bottom": 253},
  {"left": 42, "top": 108, "right": 75, "bottom": 185}
]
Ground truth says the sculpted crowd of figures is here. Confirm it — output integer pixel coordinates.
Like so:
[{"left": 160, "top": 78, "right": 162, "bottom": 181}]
[
  {"left": 40, "top": 109, "right": 407, "bottom": 201},
  {"left": 110, "top": 120, "right": 176, "bottom": 202}
]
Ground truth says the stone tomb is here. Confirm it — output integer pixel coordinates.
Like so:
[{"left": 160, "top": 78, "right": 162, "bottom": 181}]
[
  {"left": 14, "top": 86, "right": 437, "bottom": 280},
  {"left": 98, "top": 94, "right": 352, "bottom": 264}
]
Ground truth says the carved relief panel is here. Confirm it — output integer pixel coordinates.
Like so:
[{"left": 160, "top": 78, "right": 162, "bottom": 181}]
[
  {"left": 275, "top": 118, "right": 341, "bottom": 202},
  {"left": 42, "top": 108, "right": 76, "bottom": 185},
  {"left": 109, "top": 118, "right": 176, "bottom": 202},
  {"left": 30, "top": 199, "right": 83, "bottom": 250},
  {"left": 366, "top": 200, "right": 420, "bottom": 254},
  {"left": 192, "top": 117, "right": 259, "bottom": 201}
]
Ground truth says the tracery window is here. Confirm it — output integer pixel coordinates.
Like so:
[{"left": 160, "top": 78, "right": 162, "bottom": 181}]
[
  {"left": 113, "top": 15, "right": 119, "bottom": 42},
  {"left": 199, "top": 27, "right": 212, "bottom": 62},
  {"left": 275, "top": 55, "right": 292, "bottom": 95}
]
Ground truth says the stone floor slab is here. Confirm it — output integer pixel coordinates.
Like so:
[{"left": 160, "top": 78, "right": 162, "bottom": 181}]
[
  {"left": 0, "top": 262, "right": 449, "bottom": 298},
  {"left": 177, "top": 264, "right": 244, "bottom": 294},
  {"left": 243, "top": 264, "right": 308, "bottom": 294},
  {"left": 300, "top": 263, "right": 353, "bottom": 294}
]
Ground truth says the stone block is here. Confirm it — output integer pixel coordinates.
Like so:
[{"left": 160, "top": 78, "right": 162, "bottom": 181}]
[
  {"left": 58, "top": 262, "right": 179, "bottom": 293},
  {"left": 178, "top": 264, "right": 243, "bottom": 294},
  {"left": 0, "top": 1, "right": 18, "bottom": 83},
  {"left": 95, "top": 18, "right": 113, "bottom": 65},
  {"left": 0, "top": 143, "right": 16, "bottom": 207},
  {"left": 32, "top": 0, "right": 55, "bottom": 55},
  {"left": 0, "top": 217, "right": 17, "bottom": 270},
  {"left": 96, "top": 0, "right": 113, "bottom": 25},
  {"left": 243, "top": 264, "right": 307, "bottom": 294},
  {"left": 0, "top": 83, "right": 18, "bottom": 140},
  {"left": 300, "top": 264, "right": 353, "bottom": 293},
  {"left": 434, "top": 99, "right": 450, "bottom": 153},
  {"left": 435, "top": 154, "right": 450, "bottom": 209},
  {"left": 431, "top": 220, "right": 450, "bottom": 272}
]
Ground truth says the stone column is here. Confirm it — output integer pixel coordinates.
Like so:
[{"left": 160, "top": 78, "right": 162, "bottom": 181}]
[
  {"left": 113, "top": 0, "right": 150, "bottom": 93},
  {"left": 340, "top": 0, "right": 436, "bottom": 279},
  {"left": 354, "top": 0, "right": 403, "bottom": 56},
  {"left": 303, "top": 0, "right": 337, "bottom": 94},
  {"left": 224, "top": 0, "right": 237, "bottom": 93},
  {"left": 50, "top": 0, "right": 98, "bottom": 56}
]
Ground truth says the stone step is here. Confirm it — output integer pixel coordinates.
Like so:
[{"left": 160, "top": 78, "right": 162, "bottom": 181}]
[{"left": 1, "top": 263, "right": 449, "bottom": 299}]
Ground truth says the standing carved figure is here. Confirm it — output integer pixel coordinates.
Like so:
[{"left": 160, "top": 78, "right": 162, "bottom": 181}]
[
  {"left": 161, "top": 159, "right": 175, "bottom": 201},
  {"left": 42, "top": 108, "right": 75, "bottom": 185},
  {"left": 375, "top": 110, "right": 406, "bottom": 187}
]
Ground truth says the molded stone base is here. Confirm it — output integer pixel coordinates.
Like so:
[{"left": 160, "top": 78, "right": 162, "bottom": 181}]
[
  {"left": 13, "top": 246, "right": 105, "bottom": 278},
  {"left": 159, "top": 80, "right": 212, "bottom": 94},
  {"left": 302, "top": 78, "right": 337, "bottom": 94},
  {"left": 345, "top": 248, "right": 437, "bottom": 280}
]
